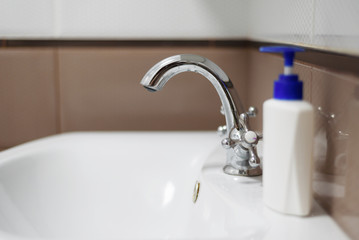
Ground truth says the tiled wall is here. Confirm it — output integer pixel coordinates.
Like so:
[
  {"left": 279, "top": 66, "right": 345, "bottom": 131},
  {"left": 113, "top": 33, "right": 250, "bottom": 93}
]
[
  {"left": 0, "top": 0, "right": 247, "bottom": 39},
  {"left": 57, "top": 47, "right": 248, "bottom": 132},
  {"left": 0, "top": 45, "right": 358, "bottom": 238},
  {"left": 0, "top": 49, "right": 58, "bottom": 147},
  {"left": 2, "top": 0, "right": 359, "bottom": 54},
  {"left": 0, "top": 46, "right": 248, "bottom": 147}
]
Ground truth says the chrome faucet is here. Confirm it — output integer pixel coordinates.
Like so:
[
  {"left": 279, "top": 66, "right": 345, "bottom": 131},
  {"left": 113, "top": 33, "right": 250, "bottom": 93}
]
[{"left": 141, "top": 54, "right": 262, "bottom": 176}]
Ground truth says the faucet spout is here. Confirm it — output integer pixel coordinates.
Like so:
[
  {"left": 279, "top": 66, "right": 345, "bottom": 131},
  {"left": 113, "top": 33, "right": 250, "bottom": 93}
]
[
  {"left": 141, "top": 54, "right": 262, "bottom": 176},
  {"left": 141, "top": 54, "right": 245, "bottom": 132}
]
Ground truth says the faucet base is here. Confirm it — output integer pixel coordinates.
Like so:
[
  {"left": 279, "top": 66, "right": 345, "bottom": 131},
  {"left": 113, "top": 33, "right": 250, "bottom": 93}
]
[{"left": 223, "top": 165, "right": 262, "bottom": 176}]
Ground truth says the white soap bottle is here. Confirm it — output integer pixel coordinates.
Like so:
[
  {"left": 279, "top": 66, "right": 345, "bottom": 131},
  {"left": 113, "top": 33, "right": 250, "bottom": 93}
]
[{"left": 260, "top": 46, "right": 314, "bottom": 216}]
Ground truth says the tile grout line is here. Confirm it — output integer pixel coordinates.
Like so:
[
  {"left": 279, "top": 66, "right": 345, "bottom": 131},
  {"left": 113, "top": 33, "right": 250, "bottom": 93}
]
[
  {"left": 310, "top": 67, "right": 313, "bottom": 103},
  {"left": 53, "top": 48, "right": 62, "bottom": 134}
]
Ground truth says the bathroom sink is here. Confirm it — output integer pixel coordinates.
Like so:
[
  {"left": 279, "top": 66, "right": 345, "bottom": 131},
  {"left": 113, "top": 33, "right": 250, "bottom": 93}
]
[{"left": 0, "top": 132, "right": 348, "bottom": 240}]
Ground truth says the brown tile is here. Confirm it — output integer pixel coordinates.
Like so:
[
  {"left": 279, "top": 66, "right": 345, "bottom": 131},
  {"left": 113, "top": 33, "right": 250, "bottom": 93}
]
[
  {"left": 311, "top": 69, "right": 356, "bottom": 175},
  {"left": 0, "top": 49, "right": 57, "bottom": 147},
  {"left": 311, "top": 68, "right": 359, "bottom": 239},
  {"left": 294, "top": 61, "right": 312, "bottom": 102},
  {"left": 246, "top": 49, "right": 312, "bottom": 131},
  {"left": 246, "top": 49, "right": 280, "bottom": 131},
  {"left": 58, "top": 47, "right": 248, "bottom": 131},
  {"left": 342, "top": 99, "right": 359, "bottom": 238}
]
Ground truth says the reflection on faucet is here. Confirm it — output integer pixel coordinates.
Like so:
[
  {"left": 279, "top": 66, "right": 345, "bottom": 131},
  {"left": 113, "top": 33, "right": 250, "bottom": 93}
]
[{"left": 141, "top": 54, "right": 262, "bottom": 176}]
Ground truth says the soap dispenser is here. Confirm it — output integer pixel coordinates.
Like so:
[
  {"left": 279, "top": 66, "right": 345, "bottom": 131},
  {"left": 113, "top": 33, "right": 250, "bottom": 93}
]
[{"left": 260, "top": 46, "right": 314, "bottom": 216}]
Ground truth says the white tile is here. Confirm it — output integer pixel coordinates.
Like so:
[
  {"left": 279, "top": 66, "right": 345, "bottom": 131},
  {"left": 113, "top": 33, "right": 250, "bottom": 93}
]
[
  {"left": 1, "top": 0, "right": 359, "bottom": 55},
  {"left": 248, "top": 0, "right": 314, "bottom": 44},
  {"left": 57, "top": 0, "right": 247, "bottom": 39},
  {"left": 314, "top": 0, "right": 359, "bottom": 36},
  {"left": 313, "top": 0, "right": 359, "bottom": 53},
  {"left": 0, "top": 0, "right": 55, "bottom": 38}
]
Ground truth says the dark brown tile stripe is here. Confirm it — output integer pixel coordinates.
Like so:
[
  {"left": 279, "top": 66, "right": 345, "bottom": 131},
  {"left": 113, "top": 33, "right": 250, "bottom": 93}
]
[
  {"left": 2, "top": 40, "right": 249, "bottom": 48},
  {"left": 3, "top": 39, "right": 359, "bottom": 75}
]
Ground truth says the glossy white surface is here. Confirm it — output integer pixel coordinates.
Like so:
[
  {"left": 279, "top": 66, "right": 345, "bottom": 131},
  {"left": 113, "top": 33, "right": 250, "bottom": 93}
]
[
  {"left": 248, "top": 0, "right": 359, "bottom": 55},
  {"left": 2, "top": 0, "right": 359, "bottom": 54},
  {"left": 0, "top": 0, "right": 247, "bottom": 39},
  {"left": 0, "top": 132, "right": 349, "bottom": 239}
]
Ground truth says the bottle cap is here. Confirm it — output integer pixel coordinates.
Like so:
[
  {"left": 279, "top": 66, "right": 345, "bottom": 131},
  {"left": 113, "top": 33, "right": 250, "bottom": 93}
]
[{"left": 260, "top": 46, "right": 305, "bottom": 100}]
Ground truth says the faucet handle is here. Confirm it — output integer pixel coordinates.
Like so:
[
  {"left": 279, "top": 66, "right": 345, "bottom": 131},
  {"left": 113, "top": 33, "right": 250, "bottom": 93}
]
[
  {"left": 248, "top": 146, "right": 261, "bottom": 167},
  {"left": 239, "top": 106, "right": 258, "bottom": 127},
  {"left": 217, "top": 125, "right": 227, "bottom": 136},
  {"left": 244, "top": 131, "right": 259, "bottom": 145},
  {"left": 243, "top": 131, "right": 261, "bottom": 167},
  {"left": 221, "top": 137, "right": 235, "bottom": 149},
  {"left": 247, "top": 106, "right": 257, "bottom": 117}
]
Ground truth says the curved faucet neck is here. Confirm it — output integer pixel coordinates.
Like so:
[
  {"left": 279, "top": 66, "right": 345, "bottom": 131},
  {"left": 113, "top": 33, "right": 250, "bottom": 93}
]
[{"left": 140, "top": 54, "right": 246, "bottom": 132}]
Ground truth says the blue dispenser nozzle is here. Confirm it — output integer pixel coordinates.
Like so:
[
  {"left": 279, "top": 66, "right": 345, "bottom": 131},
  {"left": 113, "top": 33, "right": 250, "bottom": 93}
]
[{"left": 260, "top": 46, "right": 305, "bottom": 100}]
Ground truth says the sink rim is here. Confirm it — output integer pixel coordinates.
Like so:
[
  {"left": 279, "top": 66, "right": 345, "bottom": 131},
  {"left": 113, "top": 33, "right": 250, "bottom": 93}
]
[{"left": 0, "top": 131, "right": 350, "bottom": 240}]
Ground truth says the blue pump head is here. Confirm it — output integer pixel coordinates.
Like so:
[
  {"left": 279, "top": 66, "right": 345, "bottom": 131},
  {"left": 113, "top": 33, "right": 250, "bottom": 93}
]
[{"left": 260, "top": 46, "right": 305, "bottom": 100}]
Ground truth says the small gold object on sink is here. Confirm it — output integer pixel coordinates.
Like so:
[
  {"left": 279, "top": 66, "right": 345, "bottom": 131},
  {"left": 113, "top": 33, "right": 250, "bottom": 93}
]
[{"left": 192, "top": 181, "right": 200, "bottom": 203}]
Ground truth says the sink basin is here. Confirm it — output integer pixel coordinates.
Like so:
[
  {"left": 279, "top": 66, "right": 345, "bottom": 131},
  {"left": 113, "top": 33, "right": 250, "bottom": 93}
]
[{"left": 0, "top": 132, "right": 348, "bottom": 239}]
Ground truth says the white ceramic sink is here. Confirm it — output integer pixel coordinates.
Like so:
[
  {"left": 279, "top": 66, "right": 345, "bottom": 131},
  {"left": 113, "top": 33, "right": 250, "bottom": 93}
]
[{"left": 0, "top": 132, "right": 349, "bottom": 240}]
